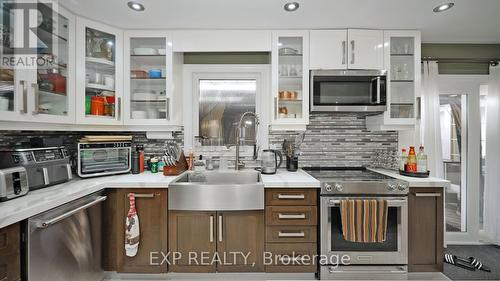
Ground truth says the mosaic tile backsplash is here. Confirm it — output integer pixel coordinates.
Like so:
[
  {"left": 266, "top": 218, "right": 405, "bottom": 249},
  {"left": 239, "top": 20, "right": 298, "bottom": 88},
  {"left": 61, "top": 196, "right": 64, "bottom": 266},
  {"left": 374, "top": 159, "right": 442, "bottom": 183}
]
[
  {"left": 269, "top": 113, "right": 399, "bottom": 168},
  {"left": 0, "top": 131, "right": 183, "bottom": 170},
  {"left": 0, "top": 113, "right": 398, "bottom": 170}
]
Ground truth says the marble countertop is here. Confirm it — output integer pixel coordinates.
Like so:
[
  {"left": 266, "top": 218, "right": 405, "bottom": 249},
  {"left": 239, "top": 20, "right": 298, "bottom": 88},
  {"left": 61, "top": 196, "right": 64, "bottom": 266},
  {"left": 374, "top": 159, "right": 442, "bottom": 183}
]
[
  {"left": 261, "top": 169, "right": 321, "bottom": 188},
  {"left": 0, "top": 169, "right": 319, "bottom": 229},
  {"left": 368, "top": 168, "right": 450, "bottom": 188}
]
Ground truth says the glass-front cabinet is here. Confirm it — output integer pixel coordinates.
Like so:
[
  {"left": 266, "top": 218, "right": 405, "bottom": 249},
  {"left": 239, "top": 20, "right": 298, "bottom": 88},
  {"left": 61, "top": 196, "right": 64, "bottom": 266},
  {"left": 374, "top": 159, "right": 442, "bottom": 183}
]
[
  {"left": 76, "top": 17, "right": 123, "bottom": 125},
  {"left": 366, "top": 30, "right": 421, "bottom": 130},
  {"left": 271, "top": 31, "right": 309, "bottom": 129},
  {"left": 123, "top": 31, "right": 174, "bottom": 125},
  {"left": 0, "top": 3, "right": 75, "bottom": 123}
]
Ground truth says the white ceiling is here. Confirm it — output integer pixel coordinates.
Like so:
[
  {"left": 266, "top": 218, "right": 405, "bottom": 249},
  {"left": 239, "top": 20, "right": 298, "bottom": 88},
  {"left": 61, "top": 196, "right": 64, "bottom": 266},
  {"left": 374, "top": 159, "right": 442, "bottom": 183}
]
[{"left": 60, "top": 0, "right": 500, "bottom": 43}]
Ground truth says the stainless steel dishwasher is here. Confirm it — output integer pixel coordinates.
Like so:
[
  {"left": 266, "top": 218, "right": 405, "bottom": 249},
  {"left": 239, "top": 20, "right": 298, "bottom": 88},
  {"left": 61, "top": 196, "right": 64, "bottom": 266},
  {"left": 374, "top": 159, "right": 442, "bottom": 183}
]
[{"left": 26, "top": 192, "right": 106, "bottom": 281}]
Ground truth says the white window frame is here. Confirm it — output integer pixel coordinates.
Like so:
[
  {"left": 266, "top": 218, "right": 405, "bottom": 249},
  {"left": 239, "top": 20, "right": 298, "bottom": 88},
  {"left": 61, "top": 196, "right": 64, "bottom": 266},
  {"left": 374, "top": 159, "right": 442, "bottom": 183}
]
[
  {"left": 438, "top": 74, "right": 489, "bottom": 245},
  {"left": 182, "top": 64, "right": 270, "bottom": 157}
]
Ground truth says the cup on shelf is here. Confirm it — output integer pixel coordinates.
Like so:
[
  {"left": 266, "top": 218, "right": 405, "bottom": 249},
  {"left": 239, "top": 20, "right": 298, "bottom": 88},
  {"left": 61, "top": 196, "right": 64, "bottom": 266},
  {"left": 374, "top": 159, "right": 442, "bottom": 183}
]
[
  {"left": 132, "top": 110, "right": 147, "bottom": 119},
  {"left": 89, "top": 73, "right": 103, "bottom": 85},
  {"left": 148, "top": 110, "right": 159, "bottom": 119},
  {"left": 103, "top": 75, "right": 115, "bottom": 88},
  {"left": 0, "top": 96, "right": 9, "bottom": 111}
]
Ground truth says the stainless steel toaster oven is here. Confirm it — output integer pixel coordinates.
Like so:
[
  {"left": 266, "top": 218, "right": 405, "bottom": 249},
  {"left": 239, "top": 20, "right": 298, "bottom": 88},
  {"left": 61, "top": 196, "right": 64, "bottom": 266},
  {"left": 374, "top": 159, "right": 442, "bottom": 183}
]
[{"left": 77, "top": 142, "right": 132, "bottom": 178}]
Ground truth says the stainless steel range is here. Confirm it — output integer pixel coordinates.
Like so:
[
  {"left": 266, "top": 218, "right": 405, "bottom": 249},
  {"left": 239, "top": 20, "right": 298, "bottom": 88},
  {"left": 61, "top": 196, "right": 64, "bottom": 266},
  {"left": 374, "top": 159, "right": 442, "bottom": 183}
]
[{"left": 304, "top": 167, "right": 409, "bottom": 280}]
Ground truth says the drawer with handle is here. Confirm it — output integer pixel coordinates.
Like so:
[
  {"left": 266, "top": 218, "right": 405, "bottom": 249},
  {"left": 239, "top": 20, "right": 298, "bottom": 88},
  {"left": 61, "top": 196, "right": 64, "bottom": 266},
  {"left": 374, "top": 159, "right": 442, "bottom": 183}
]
[
  {"left": 265, "top": 243, "right": 317, "bottom": 272},
  {"left": 266, "top": 226, "right": 317, "bottom": 243},
  {"left": 266, "top": 206, "right": 317, "bottom": 226},
  {"left": 266, "top": 189, "right": 317, "bottom": 206}
]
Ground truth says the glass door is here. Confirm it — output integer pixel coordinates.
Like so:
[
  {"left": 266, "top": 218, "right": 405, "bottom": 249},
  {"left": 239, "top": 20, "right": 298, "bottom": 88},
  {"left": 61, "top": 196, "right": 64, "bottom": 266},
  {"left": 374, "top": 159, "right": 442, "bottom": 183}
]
[
  {"left": 33, "top": 3, "right": 72, "bottom": 121},
  {"left": 0, "top": 1, "right": 16, "bottom": 116},
  {"left": 76, "top": 18, "right": 122, "bottom": 125},
  {"left": 85, "top": 27, "right": 116, "bottom": 118},
  {"left": 125, "top": 35, "right": 171, "bottom": 124},
  {"left": 272, "top": 31, "right": 309, "bottom": 126},
  {"left": 388, "top": 37, "right": 415, "bottom": 120},
  {"left": 440, "top": 94, "right": 467, "bottom": 232}
]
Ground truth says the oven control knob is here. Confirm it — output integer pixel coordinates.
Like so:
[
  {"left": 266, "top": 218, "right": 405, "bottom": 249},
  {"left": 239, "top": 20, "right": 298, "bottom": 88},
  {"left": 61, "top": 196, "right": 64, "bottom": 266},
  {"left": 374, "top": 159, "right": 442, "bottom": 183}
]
[
  {"left": 387, "top": 182, "right": 397, "bottom": 191},
  {"left": 324, "top": 183, "right": 332, "bottom": 192},
  {"left": 398, "top": 182, "right": 409, "bottom": 191},
  {"left": 334, "top": 183, "right": 344, "bottom": 192}
]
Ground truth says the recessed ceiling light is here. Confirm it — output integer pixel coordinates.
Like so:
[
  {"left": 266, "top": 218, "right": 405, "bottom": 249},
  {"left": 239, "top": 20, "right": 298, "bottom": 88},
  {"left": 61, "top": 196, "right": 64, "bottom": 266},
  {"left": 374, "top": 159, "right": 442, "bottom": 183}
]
[
  {"left": 284, "top": 2, "right": 299, "bottom": 12},
  {"left": 433, "top": 3, "right": 454, "bottom": 13},
  {"left": 127, "top": 1, "right": 145, "bottom": 11}
]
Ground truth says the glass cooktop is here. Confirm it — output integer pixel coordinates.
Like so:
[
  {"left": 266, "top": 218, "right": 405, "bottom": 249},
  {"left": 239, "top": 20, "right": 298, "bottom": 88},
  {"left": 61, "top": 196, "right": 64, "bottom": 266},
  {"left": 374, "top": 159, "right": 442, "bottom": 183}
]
[{"left": 303, "top": 167, "right": 394, "bottom": 182}]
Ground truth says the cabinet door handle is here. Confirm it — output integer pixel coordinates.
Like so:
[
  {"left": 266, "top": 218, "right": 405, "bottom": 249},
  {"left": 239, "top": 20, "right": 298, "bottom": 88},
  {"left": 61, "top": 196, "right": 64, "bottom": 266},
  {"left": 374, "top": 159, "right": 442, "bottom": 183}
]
[
  {"left": 19, "top": 80, "right": 27, "bottom": 114},
  {"left": 278, "top": 213, "right": 306, "bottom": 219},
  {"left": 32, "top": 83, "right": 40, "bottom": 115},
  {"left": 342, "top": 41, "right": 346, "bottom": 65},
  {"left": 376, "top": 77, "right": 381, "bottom": 103},
  {"left": 218, "top": 215, "right": 223, "bottom": 242},
  {"left": 278, "top": 194, "right": 305, "bottom": 200},
  {"left": 278, "top": 231, "right": 305, "bottom": 237},
  {"left": 414, "top": 193, "right": 441, "bottom": 197},
  {"left": 209, "top": 215, "right": 214, "bottom": 243},
  {"left": 117, "top": 97, "right": 121, "bottom": 120},
  {"left": 166, "top": 97, "right": 170, "bottom": 121},
  {"left": 350, "top": 40, "right": 355, "bottom": 65}
]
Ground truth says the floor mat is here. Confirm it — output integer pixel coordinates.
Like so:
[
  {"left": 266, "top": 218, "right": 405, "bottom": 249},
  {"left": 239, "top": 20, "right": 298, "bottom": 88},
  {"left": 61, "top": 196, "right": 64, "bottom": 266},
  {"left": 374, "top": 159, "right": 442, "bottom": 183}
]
[{"left": 444, "top": 245, "right": 500, "bottom": 280}]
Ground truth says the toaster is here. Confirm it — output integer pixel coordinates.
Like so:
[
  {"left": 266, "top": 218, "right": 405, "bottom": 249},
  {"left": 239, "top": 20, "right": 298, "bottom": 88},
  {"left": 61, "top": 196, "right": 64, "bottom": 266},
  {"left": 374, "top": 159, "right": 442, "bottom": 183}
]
[{"left": 0, "top": 166, "right": 29, "bottom": 201}]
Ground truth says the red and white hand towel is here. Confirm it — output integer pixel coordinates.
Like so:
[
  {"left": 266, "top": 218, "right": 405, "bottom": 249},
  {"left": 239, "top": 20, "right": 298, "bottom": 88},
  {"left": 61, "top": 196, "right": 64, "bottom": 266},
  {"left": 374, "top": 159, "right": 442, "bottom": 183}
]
[{"left": 125, "top": 193, "right": 140, "bottom": 257}]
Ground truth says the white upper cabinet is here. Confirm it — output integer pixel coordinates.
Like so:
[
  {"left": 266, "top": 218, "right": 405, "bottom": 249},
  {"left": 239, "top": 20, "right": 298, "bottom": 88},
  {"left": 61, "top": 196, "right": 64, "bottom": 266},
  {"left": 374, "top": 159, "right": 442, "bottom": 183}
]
[
  {"left": 347, "top": 29, "right": 384, "bottom": 70},
  {"left": 366, "top": 30, "right": 421, "bottom": 131},
  {"left": 309, "top": 29, "right": 384, "bottom": 70},
  {"left": 123, "top": 30, "right": 181, "bottom": 126},
  {"left": 75, "top": 17, "right": 123, "bottom": 125},
  {"left": 0, "top": 3, "right": 75, "bottom": 124},
  {"left": 172, "top": 30, "right": 272, "bottom": 52},
  {"left": 309, "top": 30, "right": 347, "bottom": 69},
  {"left": 271, "top": 30, "right": 310, "bottom": 130}
]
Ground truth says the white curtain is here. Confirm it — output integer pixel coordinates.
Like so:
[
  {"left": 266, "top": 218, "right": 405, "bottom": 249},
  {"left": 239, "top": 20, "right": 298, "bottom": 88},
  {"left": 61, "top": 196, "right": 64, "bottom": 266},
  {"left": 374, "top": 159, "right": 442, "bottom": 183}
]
[
  {"left": 484, "top": 65, "right": 500, "bottom": 245},
  {"left": 420, "top": 61, "right": 444, "bottom": 178}
]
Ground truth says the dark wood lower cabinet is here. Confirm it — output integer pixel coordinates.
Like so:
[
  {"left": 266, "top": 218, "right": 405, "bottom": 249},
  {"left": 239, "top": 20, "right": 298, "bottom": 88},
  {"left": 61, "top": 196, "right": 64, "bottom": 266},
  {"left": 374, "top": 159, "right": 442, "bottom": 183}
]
[
  {"left": 102, "top": 188, "right": 168, "bottom": 273},
  {"left": 169, "top": 211, "right": 217, "bottom": 273},
  {"left": 169, "top": 210, "right": 264, "bottom": 273},
  {"left": 408, "top": 187, "right": 444, "bottom": 272},
  {"left": 217, "top": 211, "right": 264, "bottom": 272},
  {"left": 0, "top": 223, "right": 21, "bottom": 281}
]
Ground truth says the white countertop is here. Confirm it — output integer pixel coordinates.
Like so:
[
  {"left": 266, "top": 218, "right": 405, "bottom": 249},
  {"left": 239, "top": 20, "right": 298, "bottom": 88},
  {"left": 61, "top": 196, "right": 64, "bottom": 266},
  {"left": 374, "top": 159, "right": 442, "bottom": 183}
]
[
  {"left": 0, "top": 169, "right": 319, "bottom": 229},
  {"left": 261, "top": 169, "right": 321, "bottom": 188},
  {"left": 368, "top": 168, "right": 450, "bottom": 188},
  {"left": 0, "top": 172, "right": 179, "bottom": 229}
]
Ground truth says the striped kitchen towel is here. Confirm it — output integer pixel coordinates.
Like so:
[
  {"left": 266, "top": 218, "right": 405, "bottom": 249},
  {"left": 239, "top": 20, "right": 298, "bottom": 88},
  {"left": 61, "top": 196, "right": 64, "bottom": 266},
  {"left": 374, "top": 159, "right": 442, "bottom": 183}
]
[{"left": 340, "top": 199, "right": 388, "bottom": 243}]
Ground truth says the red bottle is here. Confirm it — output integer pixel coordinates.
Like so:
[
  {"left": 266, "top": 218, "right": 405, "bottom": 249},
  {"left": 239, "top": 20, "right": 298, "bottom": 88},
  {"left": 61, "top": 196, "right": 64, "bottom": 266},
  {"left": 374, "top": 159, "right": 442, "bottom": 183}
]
[{"left": 406, "top": 146, "right": 417, "bottom": 172}]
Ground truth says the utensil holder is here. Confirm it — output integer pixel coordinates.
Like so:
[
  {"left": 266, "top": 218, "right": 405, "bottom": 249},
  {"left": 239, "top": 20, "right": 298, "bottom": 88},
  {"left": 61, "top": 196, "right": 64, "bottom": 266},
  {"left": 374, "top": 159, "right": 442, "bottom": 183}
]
[
  {"left": 163, "top": 152, "right": 188, "bottom": 176},
  {"left": 286, "top": 156, "right": 298, "bottom": 172}
]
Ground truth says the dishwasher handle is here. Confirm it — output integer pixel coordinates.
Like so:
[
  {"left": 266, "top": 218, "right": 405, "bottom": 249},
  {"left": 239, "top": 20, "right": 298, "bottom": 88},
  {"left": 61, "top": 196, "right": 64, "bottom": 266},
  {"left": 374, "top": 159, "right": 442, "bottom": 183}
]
[{"left": 36, "top": 196, "right": 107, "bottom": 229}]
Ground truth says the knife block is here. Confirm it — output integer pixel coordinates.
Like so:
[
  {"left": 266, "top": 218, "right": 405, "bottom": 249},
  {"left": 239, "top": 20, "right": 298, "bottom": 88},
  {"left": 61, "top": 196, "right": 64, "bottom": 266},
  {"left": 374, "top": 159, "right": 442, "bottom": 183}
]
[{"left": 163, "top": 152, "right": 188, "bottom": 176}]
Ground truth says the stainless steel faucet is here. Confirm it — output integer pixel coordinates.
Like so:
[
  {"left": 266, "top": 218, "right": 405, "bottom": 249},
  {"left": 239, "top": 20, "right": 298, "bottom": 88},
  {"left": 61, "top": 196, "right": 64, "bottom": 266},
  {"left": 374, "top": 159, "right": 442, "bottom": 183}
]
[{"left": 235, "top": 112, "right": 259, "bottom": 170}]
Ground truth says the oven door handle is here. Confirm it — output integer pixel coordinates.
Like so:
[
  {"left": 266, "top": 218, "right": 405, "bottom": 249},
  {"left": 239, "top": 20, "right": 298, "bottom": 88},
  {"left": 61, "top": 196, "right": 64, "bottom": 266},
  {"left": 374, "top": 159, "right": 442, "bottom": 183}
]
[{"left": 328, "top": 198, "right": 407, "bottom": 207}]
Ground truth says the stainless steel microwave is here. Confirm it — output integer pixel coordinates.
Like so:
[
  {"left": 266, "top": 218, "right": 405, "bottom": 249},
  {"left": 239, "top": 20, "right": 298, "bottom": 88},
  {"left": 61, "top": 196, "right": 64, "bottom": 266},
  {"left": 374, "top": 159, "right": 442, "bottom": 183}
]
[{"left": 310, "top": 70, "right": 387, "bottom": 112}]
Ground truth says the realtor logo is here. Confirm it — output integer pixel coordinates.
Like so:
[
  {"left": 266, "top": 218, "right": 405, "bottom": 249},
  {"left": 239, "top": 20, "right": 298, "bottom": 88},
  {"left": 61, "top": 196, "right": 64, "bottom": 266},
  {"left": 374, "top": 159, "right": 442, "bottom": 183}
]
[{"left": 1, "top": 0, "right": 57, "bottom": 69}]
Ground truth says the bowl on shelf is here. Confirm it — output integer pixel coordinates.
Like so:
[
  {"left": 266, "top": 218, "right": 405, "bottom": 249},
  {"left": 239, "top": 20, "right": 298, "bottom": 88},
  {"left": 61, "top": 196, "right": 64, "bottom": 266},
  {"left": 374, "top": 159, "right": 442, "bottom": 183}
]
[
  {"left": 133, "top": 48, "right": 156, "bottom": 55},
  {"left": 132, "top": 110, "right": 147, "bottom": 119},
  {"left": 133, "top": 91, "right": 157, "bottom": 101},
  {"left": 148, "top": 69, "right": 162, "bottom": 78},
  {"left": 131, "top": 70, "right": 148, "bottom": 78}
]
